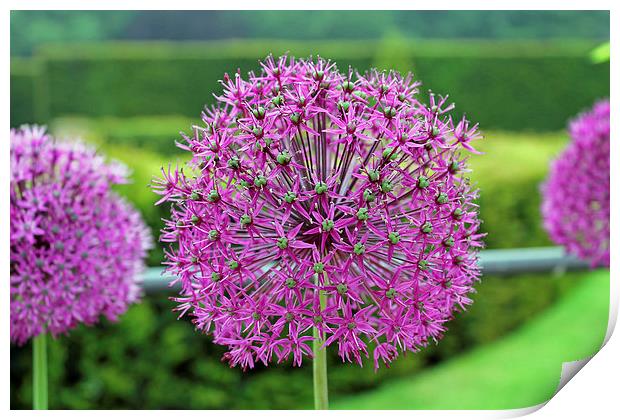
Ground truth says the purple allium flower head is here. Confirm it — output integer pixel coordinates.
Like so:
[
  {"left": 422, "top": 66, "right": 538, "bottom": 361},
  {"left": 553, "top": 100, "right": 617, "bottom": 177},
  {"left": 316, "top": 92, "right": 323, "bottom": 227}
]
[
  {"left": 542, "top": 100, "right": 610, "bottom": 267},
  {"left": 10, "top": 126, "right": 153, "bottom": 345},
  {"left": 155, "top": 55, "right": 484, "bottom": 369}
]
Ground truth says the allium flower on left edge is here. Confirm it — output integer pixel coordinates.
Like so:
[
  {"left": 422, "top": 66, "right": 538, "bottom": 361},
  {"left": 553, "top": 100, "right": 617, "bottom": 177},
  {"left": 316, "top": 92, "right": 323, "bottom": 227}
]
[
  {"left": 10, "top": 126, "right": 153, "bottom": 345},
  {"left": 542, "top": 100, "right": 610, "bottom": 267},
  {"left": 154, "top": 55, "right": 484, "bottom": 369}
]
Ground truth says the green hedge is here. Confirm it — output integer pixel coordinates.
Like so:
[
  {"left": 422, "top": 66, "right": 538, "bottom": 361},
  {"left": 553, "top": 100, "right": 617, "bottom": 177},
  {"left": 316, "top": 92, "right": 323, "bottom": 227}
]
[
  {"left": 10, "top": 59, "right": 39, "bottom": 126},
  {"left": 10, "top": 271, "right": 584, "bottom": 409},
  {"left": 11, "top": 39, "right": 609, "bottom": 131},
  {"left": 49, "top": 117, "right": 567, "bottom": 251},
  {"left": 468, "top": 131, "right": 568, "bottom": 249}
]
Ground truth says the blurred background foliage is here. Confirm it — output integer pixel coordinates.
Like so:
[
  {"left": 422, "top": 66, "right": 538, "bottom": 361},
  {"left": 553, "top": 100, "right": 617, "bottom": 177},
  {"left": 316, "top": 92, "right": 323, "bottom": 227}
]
[{"left": 10, "top": 10, "right": 610, "bottom": 410}]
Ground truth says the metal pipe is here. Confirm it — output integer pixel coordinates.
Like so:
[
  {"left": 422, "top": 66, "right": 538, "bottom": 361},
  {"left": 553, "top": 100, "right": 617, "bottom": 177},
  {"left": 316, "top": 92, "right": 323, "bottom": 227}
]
[{"left": 141, "top": 246, "right": 589, "bottom": 294}]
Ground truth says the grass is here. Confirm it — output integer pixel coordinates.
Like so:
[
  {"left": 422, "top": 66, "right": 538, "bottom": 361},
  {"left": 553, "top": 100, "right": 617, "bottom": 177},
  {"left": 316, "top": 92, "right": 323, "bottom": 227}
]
[
  {"left": 332, "top": 269, "right": 610, "bottom": 410},
  {"left": 467, "top": 130, "right": 567, "bottom": 186}
]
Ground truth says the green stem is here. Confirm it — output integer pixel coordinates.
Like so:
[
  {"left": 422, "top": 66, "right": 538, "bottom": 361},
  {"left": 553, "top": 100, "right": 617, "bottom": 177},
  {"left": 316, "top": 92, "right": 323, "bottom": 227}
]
[
  {"left": 33, "top": 333, "right": 48, "bottom": 410},
  {"left": 313, "top": 273, "right": 329, "bottom": 410}
]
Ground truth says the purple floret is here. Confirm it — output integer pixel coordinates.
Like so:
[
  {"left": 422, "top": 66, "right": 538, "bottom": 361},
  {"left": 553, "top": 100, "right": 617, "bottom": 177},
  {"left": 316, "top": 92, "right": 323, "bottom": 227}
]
[
  {"left": 154, "top": 55, "right": 484, "bottom": 369},
  {"left": 542, "top": 100, "right": 610, "bottom": 267},
  {"left": 10, "top": 126, "right": 153, "bottom": 345}
]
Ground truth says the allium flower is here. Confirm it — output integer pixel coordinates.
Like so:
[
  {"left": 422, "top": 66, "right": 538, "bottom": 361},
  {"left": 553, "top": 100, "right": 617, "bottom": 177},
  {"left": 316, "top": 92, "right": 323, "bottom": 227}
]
[
  {"left": 10, "top": 126, "right": 152, "bottom": 345},
  {"left": 155, "top": 55, "right": 484, "bottom": 369},
  {"left": 542, "top": 100, "right": 610, "bottom": 267}
]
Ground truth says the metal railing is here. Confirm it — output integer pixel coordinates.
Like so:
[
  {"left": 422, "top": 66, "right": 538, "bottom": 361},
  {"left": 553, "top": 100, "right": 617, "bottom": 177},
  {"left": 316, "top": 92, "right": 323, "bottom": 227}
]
[{"left": 141, "top": 246, "right": 589, "bottom": 294}]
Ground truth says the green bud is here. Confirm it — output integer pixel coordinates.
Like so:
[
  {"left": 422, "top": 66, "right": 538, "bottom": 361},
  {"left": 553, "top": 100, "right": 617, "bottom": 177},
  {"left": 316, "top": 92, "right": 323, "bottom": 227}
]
[
  {"left": 276, "top": 237, "right": 289, "bottom": 250},
  {"left": 252, "top": 106, "right": 266, "bottom": 119},
  {"left": 252, "top": 312, "right": 261, "bottom": 320},
  {"left": 432, "top": 126, "right": 441, "bottom": 137},
  {"left": 227, "top": 260, "right": 239, "bottom": 270},
  {"left": 252, "top": 125, "right": 264, "bottom": 138},
  {"left": 290, "top": 113, "right": 301, "bottom": 124},
  {"left": 386, "top": 288, "right": 397, "bottom": 299},
  {"left": 421, "top": 221, "right": 433, "bottom": 234},
  {"left": 211, "top": 272, "right": 221, "bottom": 282},
  {"left": 314, "top": 182, "right": 328, "bottom": 195},
  {"left": 239, "top": 179, "right": 251, "bottom": 189},
  {"left": 254, "top": 175, "right": 267, "bottom": 188},
  {"left": 436, "top": 192, "right": 449, "bottom": 205},
  {"left": 191, "top": 214, "right": 200, "bottom": 224},
  {"left": 383, "top": 106, "right": 397, "bottom": 119},
  {"left": 272, "top": 95, "right": 284, "bottom": 106},
  {"left": 207, "top": 189, "right": 220, "bottom": 203},
  {"left": 285, "top": 278, "right": 297, "bottom": 289},
  {"left": 322, "top": 219, "right": 335, "bottom": 232},
  {"left": 367, "top": 170, "right": 380, "bottom": 182},
  {"left": 449, "top": 161, "right": 460, "bottom": 173},
  {"left": 190, "top": 256, "right": 199, "bottom": 264},
  {"left": 388, "top": 231, "right": 401, "bottom": 245},
  {"left": 208, "top": 230, "right": 219, "bottom": 241},
  {"left": 356, "top": 207, "right": 369, "bottom": 221},
  {"left": 380, "top": 180, "right": 393, "bottom": 193},
  {"left": 190, "top": 191, "right": 201, "bottom": 201},
  {"left": 341, "top": 81, "right": 355, "bottom": 92},
  {"left": 452, "top": 208, "right": 464, "bottom": 220},
  {"left": 337, "top": 284, "right": 348, "bottom": 295},
  {"left": 363, "top": 189, "right": 376, "bottom": 202},
  {"left": 382, "top": 147, "right": 396, "bottom": 160},
  {"left": 353, "top": 90, "right": 367, "bottom": 99},
  {"left": 227, "top": 156, "right": 240, "bottom": 169},
  {"left": 347, "top": 322, "right": 356, "bottom": 330},
  {"left": 313, "top": 70, "right": 325, "bottom": 81},
  {"left": 284, "top": 191, "right": 297, "bottom": 204},
  {"left": 417, "top": 176, "right": 430, "bottom": 189},
  {"left": 418, "top": 260, "right": 429, "bottom": 271},
  {"left": 277, "top": 150, "right": 292, "bottom": 165},
  {"left": 240, "top": 214, "right": 252, "bottom": 226},
  {"left": 313, "top": 262, "right": 325, "bottom": 274},
  {"left": 285, "top": 312, "right": 294, "bottom": 321},
  {"left": 338, "top": 100, "right": 351, "bottom": 112},
  {"left": 353, "top": 242, "right": 365, "bottom": 255},
  {"left": 398, "top": 93, "right": 407, "bottom": 102},
  {"left": 443, "top": 236, "right": 455, "bottom": 249}
]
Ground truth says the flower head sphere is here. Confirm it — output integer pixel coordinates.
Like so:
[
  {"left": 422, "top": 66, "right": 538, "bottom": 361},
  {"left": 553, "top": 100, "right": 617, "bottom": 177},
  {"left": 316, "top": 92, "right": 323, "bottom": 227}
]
[
  {"left": 155, "top": 55, "right": 484, "bottom": 369},
  {"left": 542, "top": 100, "right": 610, "bottom": 267},
  {"left": 10, "top": 126, "right": 153, "bottom": 345}
]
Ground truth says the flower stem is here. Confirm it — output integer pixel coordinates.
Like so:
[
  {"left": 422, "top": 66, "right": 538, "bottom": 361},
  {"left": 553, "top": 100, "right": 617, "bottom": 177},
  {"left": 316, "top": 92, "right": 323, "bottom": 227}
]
[
  {"left": 313, "top": 273, "right": 329, "bottom": 410},
  {"left": 33, "top": 333, "right": 48, "bottom": 410}
]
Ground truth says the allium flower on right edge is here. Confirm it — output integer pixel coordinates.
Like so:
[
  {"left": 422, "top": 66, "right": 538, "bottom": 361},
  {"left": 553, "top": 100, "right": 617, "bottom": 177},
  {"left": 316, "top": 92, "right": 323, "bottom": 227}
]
[
  {"left": 542, "top": 100, "right": 610, "bottom": 267},
  {"left": 155, "top": 55, "right": 485, "bottom": 369}
]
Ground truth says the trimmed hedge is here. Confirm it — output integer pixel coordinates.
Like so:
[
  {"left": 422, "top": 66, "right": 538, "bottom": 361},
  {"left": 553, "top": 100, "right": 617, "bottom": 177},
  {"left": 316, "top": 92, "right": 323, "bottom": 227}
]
[
  {"left": 49, "top": 116, "right": 567, "bottom": 251},
  {"left": 10, "top": 59, "right": 38, "bottom": 126},
  {"left": 467, "top": 131, "right": 568, "bottom": 249},
  {"left": 10, "top": 271, "right": 584, "bottom": 409},
  {"left": 11, "top": 39, "right": 609, "bottom": 131}
]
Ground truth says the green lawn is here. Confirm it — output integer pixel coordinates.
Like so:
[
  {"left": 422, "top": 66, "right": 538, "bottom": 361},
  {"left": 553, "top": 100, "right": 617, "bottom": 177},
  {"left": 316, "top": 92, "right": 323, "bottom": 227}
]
[{"left": 332, "top": 269, "right": 610, "bottom": 410}]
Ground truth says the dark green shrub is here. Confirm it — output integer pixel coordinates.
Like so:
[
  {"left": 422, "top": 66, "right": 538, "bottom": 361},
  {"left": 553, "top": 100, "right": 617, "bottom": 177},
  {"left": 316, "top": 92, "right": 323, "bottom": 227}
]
[
  {"left": 15, "top": 39, "right": 608, "bottom": 131},
  {"left": 10, "top": 59, "right": 38, "bottom": 126},
  {"left": 10, "top": 271, "right": 584, "bottom": 409}
]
